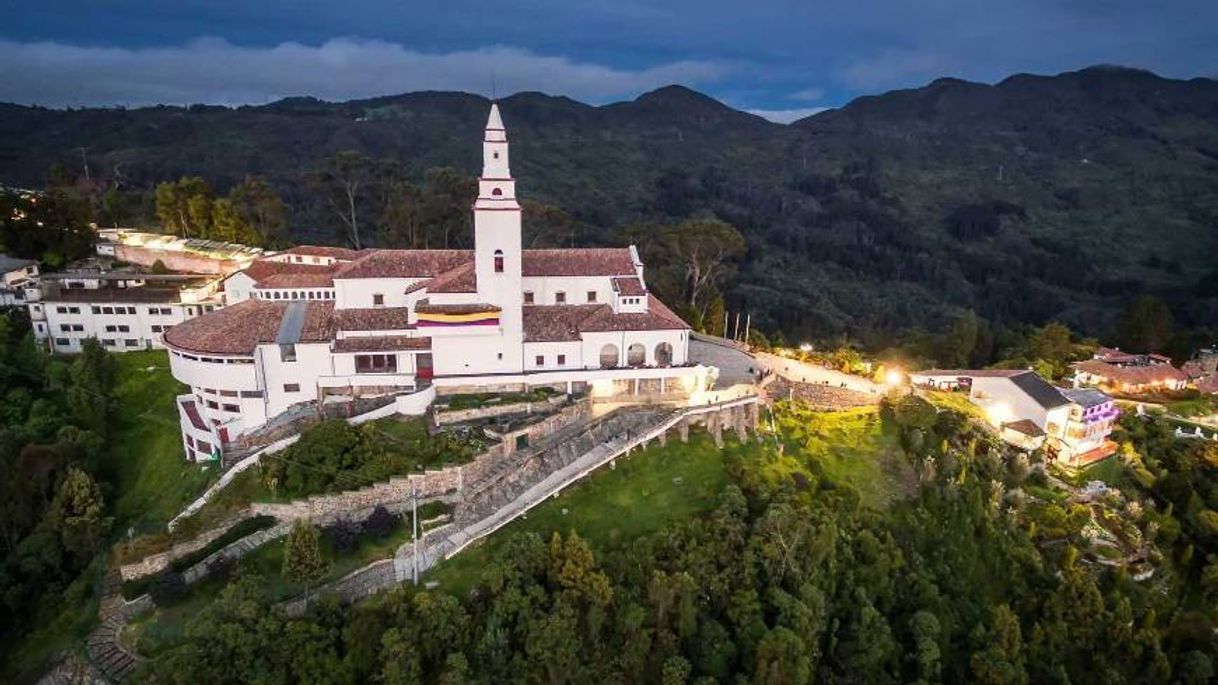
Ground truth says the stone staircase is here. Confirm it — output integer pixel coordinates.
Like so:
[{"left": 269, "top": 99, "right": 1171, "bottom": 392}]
[
  {"left": 86, "top": 592, "right": 151, "bottom": 683},
  {"left": 451, "top": 407, "right": 672, "bottom": 527}
]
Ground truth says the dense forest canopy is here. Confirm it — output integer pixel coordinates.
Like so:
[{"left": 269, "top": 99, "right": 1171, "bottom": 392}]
[{"left": 2, "top": 65, "right": 1217, "bottom": 344}]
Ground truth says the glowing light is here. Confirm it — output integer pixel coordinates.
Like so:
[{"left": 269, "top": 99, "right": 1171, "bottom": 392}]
[
  {"left": 590, "top": 378, "right": 616, "bottom": 397},
  {"left": 799, "top": 343, "right": 813, "bottom": 352},
  {"left": 884, "top": 368, "right": 904, "bottom": 387},
  {"left": 985, "top": 402, "right": 1013, "bottom": 427}
]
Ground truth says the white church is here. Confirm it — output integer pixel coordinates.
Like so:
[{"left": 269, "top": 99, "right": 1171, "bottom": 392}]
[{"left": 163, "top": 104, "right": 709, "bottom": 461}]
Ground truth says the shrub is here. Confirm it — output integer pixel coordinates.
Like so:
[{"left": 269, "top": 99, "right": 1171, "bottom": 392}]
[
  {"left": 326, "top": 518, "right": 361, "bottom": 555},
  {"left": 149, "top": 570, "right": 187, "bottom": 607},
  {"left": 363, "top": 506, "right": 396, "bottom": 539}
]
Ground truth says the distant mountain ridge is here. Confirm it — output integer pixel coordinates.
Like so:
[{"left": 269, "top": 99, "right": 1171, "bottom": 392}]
[{"left": 2, "top": 65, "right": 1216, "bottom": 342}]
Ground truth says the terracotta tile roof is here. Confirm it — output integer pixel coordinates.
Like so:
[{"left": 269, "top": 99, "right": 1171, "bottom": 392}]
[
  {"left": 579, "top": 295, "right": 689, "bottom": 333},
  {"left": 332, "top": 307, "right": 412, "bottom": 331},
  {"left": 334, "top": 249, "right": 473, "bottom": 279},
  {"left": 163, "top": 299, "right": 333, "bottom": 355},
  {"left": 611, "top": 276, "right": 647, "bottom": 296},
  {"left": 279, "top": 245, "right": 365, "bottom": 260},
  {"left": 1072, "top": 359, "right": 1188, "bottom": 385},
  {"left": 523, "top": 296, "right": 689, "bottom": 342},
  {"left": 232, "top": 259, "right": 336, "bottom": 286},
  {"left": 403, "top": 279, "right": 431, "bottom": 295},
  {"left": 1002, "top": 419, "right": 1045, "bottom": 438},
  {"left": 415, "top": 302, "right": 501, "bottom": 315},
  {"left": 522, "top": 248, "right": 637, "bottom": 277},
  {"left": 426, "top": 262, "right": 477, "bottom": 293},
  {"left": 332, "top": 336, "right": 431, "bottom": 353},
  {"left": 523, "top": 304, "right": 605, "bottom": 342},
  {"left": 255, "top": 272, "right": 336, "bottom": 288}
]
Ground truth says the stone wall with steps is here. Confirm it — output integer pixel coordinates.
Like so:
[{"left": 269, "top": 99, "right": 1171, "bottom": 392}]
[
  {"left": 766, "top": 377, "right": 881, "bottom": 410},
  {"left": 85, "top": 594, "right": 151, "bottom": 683},
  {"left": 281, "top": 397, "right": 762, "bottom": 614}
]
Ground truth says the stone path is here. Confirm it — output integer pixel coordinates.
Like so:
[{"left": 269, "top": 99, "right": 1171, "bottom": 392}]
[{"left": 85, "top": 582, "right": 151, "bottom": 683}]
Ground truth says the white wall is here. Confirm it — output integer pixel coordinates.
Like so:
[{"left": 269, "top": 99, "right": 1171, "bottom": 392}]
[
  {"left": 579, "top": 329, "right": 687, "bottom": 369},
  {"left": 523, "top": 341, "right": 583, "bottom": 370},
  {"left": 39, "top": 300, "right": 204, "bottom": 353},
  {"left": 521, "top": 275, "right": 615, "bottom": 307},
  {"left": 334, "top": 277, "right": 419, "bottom": 309}
]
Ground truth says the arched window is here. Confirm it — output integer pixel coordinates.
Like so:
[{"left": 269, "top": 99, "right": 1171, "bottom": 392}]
[
  {"left": 492, "top": 187, "right": 503, "bottom": 196},
  {"left": 599, "top": 344, "right": 619, "bottom": 369},
  {"left": 626, "top": 343, "right": 646, "bottom": 367},
  {"left": 493, "top": 249, "right": 504, "bottom": 273},
  {"left": 655, "top": 342, "right": 673, "bottom": 367}
]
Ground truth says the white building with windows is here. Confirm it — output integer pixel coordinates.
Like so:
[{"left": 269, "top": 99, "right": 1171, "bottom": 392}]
[
  {"left": 27, "top": 271, "right": 223, "bottom": 353},
  {"left": 163, "top": 104, "right": 706, "bottom": 461},
  {"left": 0, "top": 254, "right": 39, "bottom": 307}
]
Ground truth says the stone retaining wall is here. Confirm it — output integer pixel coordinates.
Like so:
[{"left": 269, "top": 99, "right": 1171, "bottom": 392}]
[
  {"left": 767, "top": 378, "right": 882, "bottom": 410},
  {"left": 118, "top": 513, "right": 247, "bottom": 581},
  {"left": 433, "top": 393, "right": 567, "bottom": 425}
]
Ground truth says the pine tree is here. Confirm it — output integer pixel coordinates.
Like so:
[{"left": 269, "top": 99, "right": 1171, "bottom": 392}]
[{"left": 283, "top": 520, "right": 328, "bottom": 601}]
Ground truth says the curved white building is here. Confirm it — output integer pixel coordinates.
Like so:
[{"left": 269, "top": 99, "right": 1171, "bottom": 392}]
[{"left": 165, "top": 104, "right": 702, "bottom": 461}]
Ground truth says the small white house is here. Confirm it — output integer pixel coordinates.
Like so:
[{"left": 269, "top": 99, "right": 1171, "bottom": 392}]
[
  {"left": 0, "top": 254, "right": 39, "bottom": 307},
  {"left": 911, "top": 369, "right": 1118, "bottom": 466}
]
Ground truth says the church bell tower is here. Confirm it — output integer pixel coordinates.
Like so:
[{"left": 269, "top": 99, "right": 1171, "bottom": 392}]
[{"left": 473, "top": 103, "right": 524, "bottom": 371}]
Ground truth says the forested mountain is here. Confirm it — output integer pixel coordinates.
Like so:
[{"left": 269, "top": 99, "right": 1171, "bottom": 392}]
[{"left": 2, "top": 65, "right": 1217, "bottom": 343}]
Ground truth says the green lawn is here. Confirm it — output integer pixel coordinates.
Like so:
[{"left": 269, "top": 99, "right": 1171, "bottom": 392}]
[
  {"left": 101, "top": 350, "right": 216, "bottom": 535},
  {"left": 426, "top": 430, "right": 734, "bottom": 597},
  {"left": 924, "top": 390, "right": 988, "bottom": 420},
  {"left": 776, "top": 404, "right": 916, "bottom": 510}
]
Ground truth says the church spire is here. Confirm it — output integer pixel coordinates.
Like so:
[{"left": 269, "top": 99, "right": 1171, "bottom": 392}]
[{"left": 482, "top": 103, "right": 510, "bottom": 179}]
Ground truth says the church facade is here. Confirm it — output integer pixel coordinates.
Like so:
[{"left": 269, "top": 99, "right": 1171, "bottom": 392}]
[{"left": 163, "top": 105, "right": 704, "bottom": 461}]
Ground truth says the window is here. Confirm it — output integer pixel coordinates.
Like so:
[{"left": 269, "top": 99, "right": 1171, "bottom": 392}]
[
  {"left": 283, "top": 383, "right": 301, "bottom": 393},
  {"left": 60, "top": 324, "right": 71, "bottom": 332},
  {"left": 91, "top": 306, "right": 101, "bottom": 314},
  {"left": 105, "top": 325, "right": 116, "bottom": 333},
  {"left": 101, "top": 306, "right": 114, "bottom": 314},
  {"left": 494, "top": 249, "right": 504, "bottom": 273},
  {"left": 491, "top": 187, "right": 503, "bottom": 196},
  {"left": 222, "top": 403, "right": 240, "bottom": 413},
  {"left": 161, "top": 307, "right": 173, "bottom": 315},
  {"left": 523, "top": 291, "right": 534, "bottom": 304},
  {"left": 185, "top": 435, "right": 194, "bottom": 448},
  {"left": 151, "top": 325, "right": 163, "bottom": 333},
  {"left": 118, "top": 324, "right": 130, "bottom": 333},
  {"left": 196, "top": 440, "right": 212, "bottom": 454},
  {"left": 102, "top": 339, "right": 116, "bottom": 347},
  {"left": 280, "top": 344, "right": 297, "bottom": 362},
  {"left": 587, "top": 291, "right": 597, "bottom": 303},
  {"left": 240, "top": 390, "right": 263, "bottom": 398},
  {"left": 220, "top": 390, "right": 238, "bottom": 397},
  {"left": 55, "top": 338, "right": 70, "bottom": 346},
  {"left": 535, "top": 355, "right": 545, "bottom": 366},
  {"left": 124, "top": 339, "right": 139, "bottom": 347},
  {"left": 557, "top": 354, "right": 566, "bottom": 365},
  {"left": 355, "top": 354, "right": 398, "bottom": 373},
  {"left": 72, "top": 324, "right": 83, "bottom": 331},
  {"left": 626, "top": 343, "right": 646, "bottom": 367},
  {"left": 655, "top": 342, "right": 673, "bottom": 366},
  {"left": 555, "top": 291, "right": 566, "bottom": 304},
  {"left": 373, "top": 293, "right": 385, "bottom": 306},
  {"left": 69, "top": 307, "right": 80, "bottom": 314},
  {"left": 599, "top": 344, "right": 619, "bottom": 369},
  {"left": 206, "top": 400, "right": 219, "bottom": 410},
  {"left": 56, "top": 306, "right": 67, "bottom": 313}
]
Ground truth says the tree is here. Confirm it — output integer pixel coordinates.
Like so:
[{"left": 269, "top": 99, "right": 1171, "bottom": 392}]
[
  {"left": 969, "top": 604, "right": 1027, "bottom": 685},
  {"left": 1115, "top": 295, "right": 1174, "bottom": 353},
  {"left": 419, "top": 167, "right": 478, "bottom": 249},
  {"left": 908, "top": 610, "right": 942, "bottom": 682},
  {"left": 47, "top": 467, "right": 108, "bottom": 561},
  {"left": 378, "top": 179, "right": 424, "bottom": 248},
  {"left": 307, "top": 151, "right": 387, "bottom": 249},
  {"left": 155, "top": 177, "right": 213, "bottom": 237},
  {"left": 66, "top": 339, "right": 117, "bottom": 436},
  {"left": 283, "top": 520, "right": 328, "bottom": 597},
  {"left": 661, "top": 218, "right": 746, "bottom": 325},
  {"left": 941, "top": 310, "right": 980, "bottom": 368},
  {"left": 229, "top": 176, "right": 287, "bottom": 247}
]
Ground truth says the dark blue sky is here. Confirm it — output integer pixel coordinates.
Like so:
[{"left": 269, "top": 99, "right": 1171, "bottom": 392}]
[{"left": 4, "top": 0, "right": 1216, "bottom": 121}]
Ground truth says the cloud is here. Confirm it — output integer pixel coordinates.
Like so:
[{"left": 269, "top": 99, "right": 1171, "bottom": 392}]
[
  {"left": 746, "top": 107, "right": 830, "bottom": 124},
  {"left": 788, "top": 87, "right": 824, "bottom": 102},
  {"left": 838, "top": 48, "right": 959, "bottom": 90},
  {"left": 0, "top": 37, "right": 738, "bottom": 107}
]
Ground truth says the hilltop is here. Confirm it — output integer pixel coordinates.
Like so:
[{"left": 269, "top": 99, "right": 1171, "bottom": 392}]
[{"left": 2, "top": 66, "right": 1216, "bottom": 341}]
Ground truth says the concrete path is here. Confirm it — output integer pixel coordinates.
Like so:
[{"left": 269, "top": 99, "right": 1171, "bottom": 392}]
[{"left": 754, "top": 351, "right": 883, "bottom": 394}]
